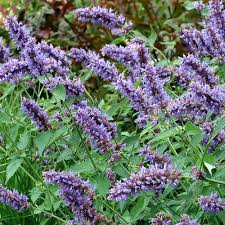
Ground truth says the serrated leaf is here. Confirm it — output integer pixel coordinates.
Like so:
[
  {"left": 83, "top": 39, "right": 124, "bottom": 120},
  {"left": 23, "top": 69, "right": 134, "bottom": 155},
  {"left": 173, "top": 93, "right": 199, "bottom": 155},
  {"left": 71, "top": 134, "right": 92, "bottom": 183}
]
[
  {"left": 30, "top": 187, "right": 42, "bottom": 203},
  {"left": 94, "top": 174, "right": 110, "bottom": 198},
  {"left": 6, "top": 158, "right": 23, "bottom": 183},
  {"left": 147, "top": 31, "right": 157, "bottom": 46},
  {"left": 34, "top": 131, "right": 53, "bottom": 155},
  {"left": 57, "top": 149, "right": 73, "bottom": 162},
  {"left": 18, "top": 132, "right": 30, "bottom": 150},
  {"left": 52, "top": 85, "right": 66, "bottom": 102}
]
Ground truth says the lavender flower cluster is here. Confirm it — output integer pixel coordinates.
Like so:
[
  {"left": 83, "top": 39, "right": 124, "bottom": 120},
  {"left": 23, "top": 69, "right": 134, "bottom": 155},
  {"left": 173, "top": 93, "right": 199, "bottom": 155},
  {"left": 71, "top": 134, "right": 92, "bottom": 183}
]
[
  {"left": 198, "top": 193, "right": 225, "bottom": 214},
  {"left": 0, "top": 184, "right": 29, "bottom": 211},
  {"left": 175, "top": 214, "right": 200, "bottom": 225},
  {"left": 43, "top": 170, "right": 111, "bottom": 224},
  {"left": 44, "top": 77, "right": 84, "bottom": 98},
  {"left": 74, "top": 101, "right": 117, "bottom": 153},
  {"left": 108, "top": 165, "right": 180, "bottom": 201},
  {"left": 150, "top": 213, "right": 172, "bottom": 225},
  {"left": 180, "top": 0, "right": 225, "bottom": 61},
  {"left": 75, "top": 6, "right": 132, "bottom": 36},
  {"left": 21, "top": 98, "right": 51, "bottom": 131},
  {"left": 0, "top": 38, "right": 9, "bottom": 63}
]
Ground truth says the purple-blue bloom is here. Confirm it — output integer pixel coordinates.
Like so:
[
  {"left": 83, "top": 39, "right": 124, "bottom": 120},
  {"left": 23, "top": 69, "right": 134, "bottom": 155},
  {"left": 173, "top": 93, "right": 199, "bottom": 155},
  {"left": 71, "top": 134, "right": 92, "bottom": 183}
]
[
  {"left": 0, "top": 184, "right": 29, "bottom": 211},
  {"left": 200, "top": 122, "right": 225, "bottom": 152},
  {"left": 43, "top": 170, "right": 111, "bottom": 225},
  {"left": 70, "top": 48, "right": 119, "bottom": 82},
  {"left": 175, "top": 54, "right": 219, "bottom": 87},
  {"left": 0, "top": 59, "right": 29, "bottom": 83},
  {"left": 21, "top": 98, "right": 51, "bottom": 131},
  {"left": 142, "top": 64, "right": 170, "bottom": 111},
  {"left": 44, "top": 77, "right": 84, "bottom": 98},
  {"left": 198, "top": 193, "right": 225, "bottom": 214},
  {"left": 0, "top": 38, "right": 9, "bottom": 63},
  {"left": 150, "top": 213, "right": 172, "bottom": 225},
  {"left": 75, "top": 6, "right": 132, "bottom": 36},
  {"left": 140, "top": 145, "right": 171, "bottom": 169},
  {"left": 108, "top": 165, "right": 180, "bottom": 201},
  {"left": 175, "top": 214, "right": 200, "bottom": 225},
  {"left": 4, "top": 16, "right": 34, "bottom": 49},
  {"left": 74, "top": 101, "right": 117, "bottom": 153}
]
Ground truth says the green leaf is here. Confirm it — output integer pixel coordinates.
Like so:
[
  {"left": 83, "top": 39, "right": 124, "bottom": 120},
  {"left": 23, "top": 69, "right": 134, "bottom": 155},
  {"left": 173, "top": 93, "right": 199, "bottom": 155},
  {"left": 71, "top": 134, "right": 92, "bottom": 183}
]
[
  {"left": 30, "top": 187, "right": 42, "bottom": 203},
  {"left": 57, "top": 149, "right": 73, "bottom": 162},
  {"left": 204, "top": 162, "right": 216, "bottom": 176},
  {"left": 209, "top": 118, "right": 225, "bottom": 143},
  {"left": 6, "top": 157, "right": 23, "bottom": 183},
  {"left": 52, "top": 85, "right": 66, "bottom": 102},
  {"left": 130, "top": 197, "right": 150, "bottom": 221},
  {"left": 18, "top": 132, "right": 30, "bottom": 150},
  {"left": 150, "top": 127, "right": 181, "bottom": 143},
  {"left": 147, "top": 31, "right": 157, "bottom": 46},
  {"left": 34, "top": 131, "right": 53, "bottom": 155},
  {"left": 94, "top": 174, "right": 110, "bottom": 198}
]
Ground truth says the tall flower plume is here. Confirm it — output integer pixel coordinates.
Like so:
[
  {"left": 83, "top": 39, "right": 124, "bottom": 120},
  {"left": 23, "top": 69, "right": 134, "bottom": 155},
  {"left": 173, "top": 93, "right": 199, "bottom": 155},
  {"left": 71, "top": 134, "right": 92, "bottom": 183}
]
[
  {"left": 198, "top": 193, "right": 225, "bottom": 214},
  {"left": 175, "top": 214, "right": 200, "bottom": 225},
  {"left": 21, "top": 98, "right": 51, "bottom": 131},
  {"left": 180, "top": 0, "right": 225, "bottom": 61},
  {"left": 108, "top": 165, "right": 180, "bottom": 201},
  {"left": 75, "top": 6, "right": 132, "bottom": 36},
  {"left": 44, "top": 77, "right": 84, "bottom": 98},
  {"left": 74, "top": 101, "right": 117, "bottom": 153},
  {"left": 175, "top": 54, "right": 219, "bottom": 87},
  {"left": 0, "top": 59, "right": 29, "bottom": 83},
  {"left": 0, "top": 38, "right": 10, "bottom": 63},
  {"left": 43, "top": 170, "right": 112, "bottom": 225},
  {"left": 0, "top": 184, "right": 29, "bottom": 211}
]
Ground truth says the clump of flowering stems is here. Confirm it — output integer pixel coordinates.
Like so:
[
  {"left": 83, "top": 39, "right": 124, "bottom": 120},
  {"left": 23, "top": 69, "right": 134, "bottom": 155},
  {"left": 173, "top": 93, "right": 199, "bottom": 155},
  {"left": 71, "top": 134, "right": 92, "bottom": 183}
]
[
  {"left": 175, "top": 214, "right": 200, "bottom": 225},
  {"left": 150, "top": 213, "right": 172, "bottom": 225},
  {"left": 180, "top": 0, "right": 225, "bottom": 61},
  {"left": 5, "top": 16, "right": 71, "bottom": 78},
  {"left": 175, "top": 54, "right": 219, "bottom": 87},
  {"left": 108, "top": 165, "right": 180, "bottom": 201},
  {"left": 70, "top": 48, "right": 119, "bottom": 82},
  {"left": 21, "top": 98, "right": 51, "bottom": 131},
  {"left": 0, "top": 37, "right": 9, "bottom": 63},
  {"left": 190, "top": 167, "right": 205, "bottom": 181},
  {"left": 43, "top": 170, "right": 112, "bottom": 225},
  {"left": 200, "top": 121, "right": 225, "bottom": 152},
  {"left": 167, "top": 81, "right": 225, "bottom": 124},
  {"left": 75, "top": 6, "right": 132, "bottom": 36},
  {"left": 0, "top": 59, "right": 29, "bottom": 83},
  {"left": 44, "top": 77, "right": 84, "bottom": 98},
  {"left": 198, "top": 193, "right": 225, "bottom": 214},
  {"left": 101, "top": 38, "right": 150, "bottom": 82},
  {"left": 74, "top": 101, "right": 117, "bottom": 153},
  {"left": 0, "top": 184, "right": 29, "bottom": 211},
  {"left": 140, "top": 145, "right": 171, "bottom": 169}
]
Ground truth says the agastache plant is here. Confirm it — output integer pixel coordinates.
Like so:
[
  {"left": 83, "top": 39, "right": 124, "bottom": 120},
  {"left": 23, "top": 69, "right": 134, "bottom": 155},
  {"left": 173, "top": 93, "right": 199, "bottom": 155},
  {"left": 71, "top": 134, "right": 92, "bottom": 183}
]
[
  {"left": 21, "top": 98, "right": 51, "bottom": 131},
  {"left": 108, "top": 165, "right": 180, "bottom": 201},
  {"left": 75, "top": 6, "right": 132, "bottom": 36},
  {"left": 74, "top": 101, "right": 117, "bottom": 153},
  {"left": 0, "top": 184, "right": 29, "bottom": 211},
  {"left": 198, "top": 193, "right": 225, "bottom": 214},
  {"left": 43, "top": 170, "right": 112, "bottom": 225}
]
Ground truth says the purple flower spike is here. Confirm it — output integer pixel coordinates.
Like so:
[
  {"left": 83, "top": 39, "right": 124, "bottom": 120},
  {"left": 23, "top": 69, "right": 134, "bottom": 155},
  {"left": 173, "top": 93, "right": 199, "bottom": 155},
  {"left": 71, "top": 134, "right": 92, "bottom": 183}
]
[
  {"left": 176, "top": 54, "right": 219, "bottom": 87},
  {"left": 0, "top": 38, "right": 10, "bottom": 63},
  {"left": 108, "top": 165, "right": 180, "bottom": 201},
  {"left": 44, "top": 77, "right": 84, "bottom": 98},
  {"left": 175, "top": 214, "right": 200, "bottom": 225},
  {"left": 0, "top": 59, "right": 29, "bottom": 83},
  {"left": 70, "top": 48, "right": 119, "bottom": 82},
  {"left": 22, "top": 40, "right": 71, "bottom": 77},
  {"left": 74, "top": 101, "right": 117, "bottom": 153},
  {"left": 43, "top": 170, "right": 111, "bottom": 225},
  {"left": 140, "top": 145, "right": 171, "bottom": 169},
  {"left": 198, "top": 193, "right": 225, "bottom": 214},
  {"left": 4, "top": 16, "right": 33, "bottom": 49},
  {"left": 142, "top": 64, "right": 170, "bottom": 111},
  {"left": 21, "top": 98, "right": 51, "bottom": 131},
  {"left": 75, "top": 6, "right": 132, "bottom": 35},
  {"left": 151, "top": 213, "right": 172, "bottom": 225},
  {"left": 200, "top": 122, "right": 225, "bottom": 152},
  {"left": 0, "top": 184, "right": 29, "bottom": 211}
]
